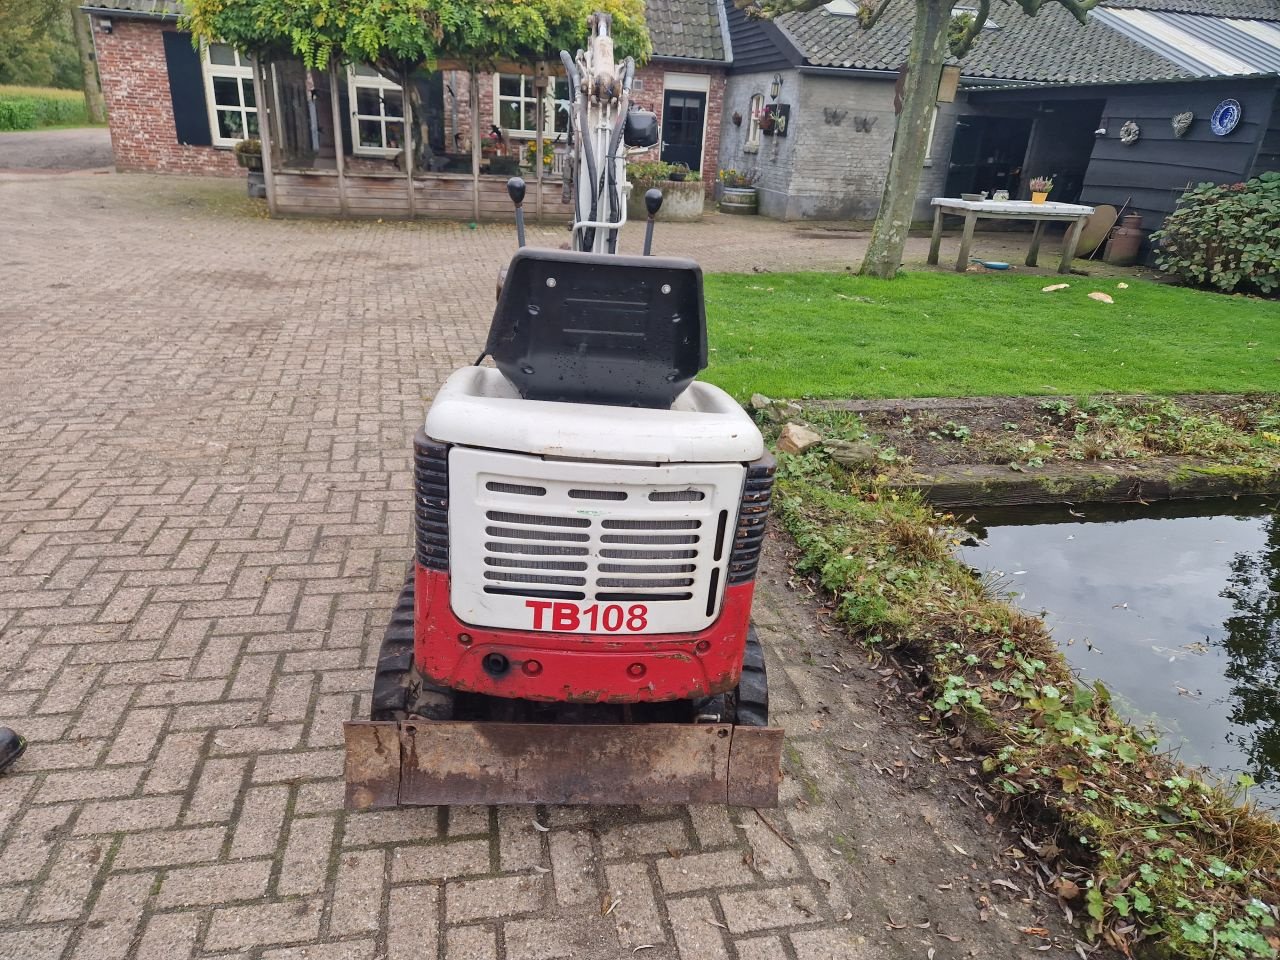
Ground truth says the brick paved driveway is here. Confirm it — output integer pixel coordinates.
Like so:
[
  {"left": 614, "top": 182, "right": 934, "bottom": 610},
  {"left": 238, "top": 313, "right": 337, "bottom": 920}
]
[{"left": 0, "top": 174, "right": 1075, "bottom": 960}]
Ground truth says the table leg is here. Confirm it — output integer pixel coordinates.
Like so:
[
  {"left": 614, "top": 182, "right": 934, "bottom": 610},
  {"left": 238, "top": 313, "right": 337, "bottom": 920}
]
[
  {"left": 928, "top": 207, "right": 943, "bottom": 265},
  {"left": 1026, "top": 220, "right": 1045, "bottom": 267},
  {"left": 1059, "top": 216, "right": 1087, "bottom": 274},
  {"left": 955, "top": 213, "right": 976, "bottom": 272}
]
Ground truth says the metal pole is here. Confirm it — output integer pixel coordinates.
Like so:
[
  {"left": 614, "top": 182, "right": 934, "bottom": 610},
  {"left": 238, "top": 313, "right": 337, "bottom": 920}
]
[{"left": 535, "top": 69, "right": 545, "bottom": 223}]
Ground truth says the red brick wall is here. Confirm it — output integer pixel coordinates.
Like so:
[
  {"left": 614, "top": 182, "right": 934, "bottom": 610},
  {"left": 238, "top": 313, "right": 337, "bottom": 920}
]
[
  {"left": 448, "top": 62, "right": 726, "bottom": 198},
  {"left": 95, "top": 18, "right": 240, "bottom": 176}
]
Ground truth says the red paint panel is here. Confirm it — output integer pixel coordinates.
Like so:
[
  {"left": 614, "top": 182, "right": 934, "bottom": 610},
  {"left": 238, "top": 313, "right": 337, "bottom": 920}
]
[{"left": 414, "top": 566, "right": 755, "bottom": 703}]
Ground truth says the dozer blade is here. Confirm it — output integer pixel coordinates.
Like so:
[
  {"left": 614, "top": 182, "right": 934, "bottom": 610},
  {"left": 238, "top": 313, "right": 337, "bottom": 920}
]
[{"left": 345, "top": 719, "right": 783, "bottom": 808}]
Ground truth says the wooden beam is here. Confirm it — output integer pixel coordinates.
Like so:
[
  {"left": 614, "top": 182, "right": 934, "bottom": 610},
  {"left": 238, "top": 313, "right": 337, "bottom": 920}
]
[
  {"left": 329, "top": 61, "right": 347, "bottom": 216},
  {"left": 253, "top": 59, "right": 277, "bottom": 217},
  {"left": 403, "top": 74, "right": 416, "bottom": 218},
  {"left": 470, "top": 69, "right": 481, "bottom": 223}
]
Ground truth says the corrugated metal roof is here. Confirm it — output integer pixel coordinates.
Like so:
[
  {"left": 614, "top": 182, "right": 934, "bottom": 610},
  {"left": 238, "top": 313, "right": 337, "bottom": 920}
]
[
  {"left": 1103, "top": 0, "right": 1280, "bottom": 22},
  {"left": 1094, "top": 8, "right": 1280, "bottom": 75}
]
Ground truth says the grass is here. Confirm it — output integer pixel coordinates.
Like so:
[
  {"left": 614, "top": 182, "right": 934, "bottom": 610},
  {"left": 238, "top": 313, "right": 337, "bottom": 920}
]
[
  {"left": 772, "top": 437, "right": 1280, "bottom": 959},
  {"left": 702, "top": 271, "right": 1280, "bottom": 400},
  {"left": 0, "top": 85, "right": 90, "bottom": 131}
]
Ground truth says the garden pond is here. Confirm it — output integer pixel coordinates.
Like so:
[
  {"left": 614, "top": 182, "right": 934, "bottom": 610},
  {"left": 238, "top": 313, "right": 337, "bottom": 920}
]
[{"left": 960, "top": 496, "right": 1280, "bottom": 808}]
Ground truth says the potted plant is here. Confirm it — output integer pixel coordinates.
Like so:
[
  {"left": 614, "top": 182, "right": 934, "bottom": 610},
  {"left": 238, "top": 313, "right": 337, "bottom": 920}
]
[
  {"left": 234, "top": 138, "right": 265, "bottom": 198},
  {"left": 717, "top": 168, "right": 760, "bottom": 215},
  {"left": 626, "top": 160, "right": 705, "bottom": 221},
  {"left": 234, "top": 138, "right": 263, "bottom": 171},
  {"left": 524, "top": 139, "right": 555, "bottom": 173},
  {"left": 1029, "top": 175, "right": 1054, "bottom": 204}
]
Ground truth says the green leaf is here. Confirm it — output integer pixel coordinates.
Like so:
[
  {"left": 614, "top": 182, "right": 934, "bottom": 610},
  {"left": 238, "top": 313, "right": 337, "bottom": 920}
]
[{"left": 1085, "top": 887, "right": 1106, "bottom": 922}]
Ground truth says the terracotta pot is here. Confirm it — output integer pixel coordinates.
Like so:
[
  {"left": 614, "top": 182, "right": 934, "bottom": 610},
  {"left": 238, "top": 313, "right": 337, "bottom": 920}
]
[{"left": 1031, "top": 191, "right": 1049, "bottom": 204}]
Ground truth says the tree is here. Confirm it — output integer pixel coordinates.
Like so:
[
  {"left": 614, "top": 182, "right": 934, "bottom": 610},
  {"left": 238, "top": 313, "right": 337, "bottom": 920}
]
[
  {"left": 183, "top": 0, "right": 647, "bottom": 169},
  {"left": 0, "top": 0, "right": 79, "bottom": 89},
  {"left": 69, "top": 0, "right": 106, "bottom": 123},
  {"left": 736, "top": 0, "right": 1100, "bottom": 279}
]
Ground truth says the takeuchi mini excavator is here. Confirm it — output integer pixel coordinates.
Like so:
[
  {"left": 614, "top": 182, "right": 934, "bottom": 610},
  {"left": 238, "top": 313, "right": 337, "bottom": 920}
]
[{"left": 343, "top": 13, "right": 782, "bottom": 807}]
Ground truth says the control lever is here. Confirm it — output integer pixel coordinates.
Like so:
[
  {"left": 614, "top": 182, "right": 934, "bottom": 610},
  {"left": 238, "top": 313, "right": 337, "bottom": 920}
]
[
  {"left": 642, "top": 188, "right": 663, "bottom": 256},
  {"left": 507, "top": 177, "right": 527, "bottom": 248}
]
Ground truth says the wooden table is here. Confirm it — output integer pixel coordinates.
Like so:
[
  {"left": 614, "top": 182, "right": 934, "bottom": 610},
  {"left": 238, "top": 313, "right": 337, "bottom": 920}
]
[{"left": 927, "top": 198, "right": 1096, "bottom": 274}]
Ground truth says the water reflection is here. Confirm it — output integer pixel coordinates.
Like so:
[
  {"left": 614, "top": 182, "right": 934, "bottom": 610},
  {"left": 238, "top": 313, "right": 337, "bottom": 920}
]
[{"left": 959, "top": 498, "right": 1280, "bottom": 806}]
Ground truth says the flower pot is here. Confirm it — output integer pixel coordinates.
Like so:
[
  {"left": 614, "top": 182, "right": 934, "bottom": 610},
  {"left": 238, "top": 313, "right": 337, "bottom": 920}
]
[
  {"left": 719, "top": 185, "right": 758, "bottom": 215},
  {"left": 1031, "top": 191, "right": 1049, "bottom": 204}
]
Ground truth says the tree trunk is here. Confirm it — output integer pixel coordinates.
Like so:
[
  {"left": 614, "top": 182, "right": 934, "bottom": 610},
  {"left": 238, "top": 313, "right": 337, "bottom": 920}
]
[
  {"left": 68, "top": 0, "right": 106, "bottom": 124},
  {"left": 858, "top": 0, "right": 949, "bottom": 279}
]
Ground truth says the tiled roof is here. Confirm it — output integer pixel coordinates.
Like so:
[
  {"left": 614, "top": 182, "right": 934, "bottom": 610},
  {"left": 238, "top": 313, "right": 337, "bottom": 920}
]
[
  {"left": 647, "top": 0, "right": 729, "bottom": 60},
  {"left": 80, "top": 0, "right": 730, "bottom": 62},
  {"left": 81, "top": 0, "right": 180, "bottom": 15},
  {"left": 773, "top": 0, "right": 1195, "bottom": 82}
]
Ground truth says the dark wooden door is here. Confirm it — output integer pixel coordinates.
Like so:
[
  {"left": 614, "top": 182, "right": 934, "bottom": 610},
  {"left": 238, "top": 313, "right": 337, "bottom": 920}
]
[{"left": 660, "top": 90, "right": 706, "bottom": 171}]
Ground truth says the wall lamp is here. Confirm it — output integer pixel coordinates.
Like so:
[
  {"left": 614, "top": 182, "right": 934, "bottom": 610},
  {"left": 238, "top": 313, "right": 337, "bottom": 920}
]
[{"left": 769, "top": 74, "right": 782, "bottom": 101}]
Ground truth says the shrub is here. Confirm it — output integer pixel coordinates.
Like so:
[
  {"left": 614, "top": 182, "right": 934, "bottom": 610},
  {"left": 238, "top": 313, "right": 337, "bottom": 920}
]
[
  {"left": 717, "top": 167, "right": 759, "bottom": 188},
  {"left": 1151, "top": 173, "right": 1280, "bottom": 296},
  {"left": 0, "top": 85, "right": 88, "bottom": 130}
]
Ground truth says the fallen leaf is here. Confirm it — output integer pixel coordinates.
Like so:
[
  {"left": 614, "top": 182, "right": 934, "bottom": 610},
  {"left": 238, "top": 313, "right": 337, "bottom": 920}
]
[
  {"left": 705, "top": 919, "right": 728, "bottom": 930},
  {"left": 532, "top": 865, "right": 551, "bottom": 874},
  {"left": 1117, "top": 282, "right": 1129, "bottom": 288},
  {"left": 532, "top": 820, "right": 550, "bottom": 832},
  {"left": 1041, "top": 283, "right": 1069, "bottom": 292},
  {"left": 1088, "top": 291, "right": 1114, "bottom": 304},
  {"left": 885, "top": 915, "right": 908, "bottom": 930},
  {"left": 1020, "top": 926, "right": 1051, "bottom": 936},
  {"left": 992, "top": 878, "right": 1021, "bottom": 892},
  {"left": 633, "top": 946, "right": 655, "bottom": 952}
]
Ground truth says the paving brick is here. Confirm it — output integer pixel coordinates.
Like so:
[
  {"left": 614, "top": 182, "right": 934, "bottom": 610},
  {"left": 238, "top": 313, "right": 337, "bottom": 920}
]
[
  {"left": 718, "top": 885, "right": 824, "bottom": 934},
  {"left": 104, "top": 706, "right": 169, "bottom": 764},
  {"left": 157, "top": 860, "right": 273, "bottom": 907},
  {"left": 599, "top": 819, "right": 691, "bottom": 859},
  {"left": 688, "top": 805, "right": 739, "bottom": 848},
  {"left": 0, "top": 805, "right": 75, "bottom": 884},
  {"left": 253, "top": 748, "right": 344, "bottom": 783},
  {"left": 229, "top": 786, "right": 290, "bottom": 859},
  {"left": 391, "top": 839, "right": 491, "bottom": 882},
  {"left": 135, "top": 910, "right": 202, "bottom": 960},
  {"left": 657, "top": 850, "right": 756, "bottom": 894},
  {"left": 497, "top": 806, "right": 546, "bottom": 873},
  {"left": 734, "top": 934, "right": 786, "bottom": 960},
  {"left": 344, "top": 809, "right": 438, "bottom": 847},
  {"left": 788, "top": 928, "right": 876, "bottom": 959},
  {"left": 446, "top": 875, "right": 545, "bottom": 923},
  {"left": 0, "top": 927, "right": 72, "bottom": 958},
  {"left": 445, "top": 925, "right": 497, "bottom": 960},
  {"left": 668, "top": 896, "right": 730, "bottom": 960},
  {"left": 387, "top": 884, "right": 439, "bottom": 960},
  {"left": 205, "top": 898, "right": 325, "bottom": 951},
  {"left": 330, "top": 849, "right": 385, "bottom": 936},
  {"left": 143, "top": 732, "right": 206, "bottom": 794},
  {"left": 503, "top": 918, "right": 611, "bottom": 960},
  {"left": 279, "top": 815, "right": 337, "bottom": 896},
  {"left": 548, "top": 828, "right": 597, "bottom": 906},
  {"left": 604, "top": 863, "right": 666, "bottom": 949},
  {"left": 73, "top": 796, "right": 183, "bottom": 834},
  {"left": 115, "top": 826, "right": 226, "bottom": 869},
  {"left": 263, "top": 941, "right": 378, "bottom": 960}
]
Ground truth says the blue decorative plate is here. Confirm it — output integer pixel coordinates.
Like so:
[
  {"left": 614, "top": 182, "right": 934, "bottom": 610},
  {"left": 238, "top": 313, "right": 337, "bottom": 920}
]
[{"left": 1211, "top": 99, "right": 1241, "bottom": 136}]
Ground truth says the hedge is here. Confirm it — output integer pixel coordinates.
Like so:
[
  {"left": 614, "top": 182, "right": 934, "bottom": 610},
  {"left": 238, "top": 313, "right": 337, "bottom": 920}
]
[{"left": 0, "top": 86, "right": 89, "bottom": 131}]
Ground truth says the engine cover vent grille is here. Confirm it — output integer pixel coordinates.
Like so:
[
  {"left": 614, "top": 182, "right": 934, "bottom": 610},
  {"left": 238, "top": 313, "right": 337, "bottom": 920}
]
[{"left": 448, "top": 448, "right": 746, "bottom": 634}]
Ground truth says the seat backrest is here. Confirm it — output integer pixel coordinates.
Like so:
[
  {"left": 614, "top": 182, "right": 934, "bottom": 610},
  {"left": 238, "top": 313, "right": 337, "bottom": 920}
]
[{"left": 484, "top": 248, "right": 707, "bottom": 409}]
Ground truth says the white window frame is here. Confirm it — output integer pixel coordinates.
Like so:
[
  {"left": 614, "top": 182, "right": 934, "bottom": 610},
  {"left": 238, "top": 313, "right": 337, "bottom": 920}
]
[
  {"left": 493, "top": 73, "right": 570, "bottom": 140},
  {"left": 200, "top": 41, "right": 258, "bottom": 148},
  {"left": 745, "top": 93, "right": 764, "bottom": 153},
  {"left": 348, "top": 65, "right": 408, "bottom": 158}
]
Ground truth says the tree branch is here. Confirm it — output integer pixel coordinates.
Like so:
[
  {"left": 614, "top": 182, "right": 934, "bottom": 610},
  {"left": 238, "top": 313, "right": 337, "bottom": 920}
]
[
  {"left": 950, "top": 0, "right": 988, "bottom": 57},
  {"left": 858, "top": 0, "right": 894, "bottom": 30}
]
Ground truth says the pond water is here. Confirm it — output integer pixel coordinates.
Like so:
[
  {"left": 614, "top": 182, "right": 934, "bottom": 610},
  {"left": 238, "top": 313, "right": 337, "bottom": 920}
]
[{"left": 959, "top": 497, "right": 1280, "bottom": 808}]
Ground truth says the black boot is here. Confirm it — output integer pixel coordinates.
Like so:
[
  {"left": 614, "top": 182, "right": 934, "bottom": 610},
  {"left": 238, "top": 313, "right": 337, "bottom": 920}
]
[{"left": 0, "top": 728, "right": 26, "bottom": 773}]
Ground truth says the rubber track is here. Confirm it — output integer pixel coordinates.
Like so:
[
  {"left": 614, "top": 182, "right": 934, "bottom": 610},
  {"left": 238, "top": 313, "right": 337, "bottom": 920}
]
[
  {"left": 735, "top": 624, "right": 770, "bottom": 727},
  {"left": 370, "top": 572, "right": 417, "bottom": 721}
]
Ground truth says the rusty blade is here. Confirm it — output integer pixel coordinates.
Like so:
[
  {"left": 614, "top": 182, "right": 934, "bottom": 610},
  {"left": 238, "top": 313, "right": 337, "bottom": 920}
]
[
  {"left": 400, "top": 721, "right": 735, "bottom": 806},
  {"left": 726, "top": 726, "right": 784, "bottom": 807},
  {"left": 344, "top": 719, "right": 783, "bottom": 807},
  {"left": 344, "top": 721, "right": 402, "bottom": 811}
]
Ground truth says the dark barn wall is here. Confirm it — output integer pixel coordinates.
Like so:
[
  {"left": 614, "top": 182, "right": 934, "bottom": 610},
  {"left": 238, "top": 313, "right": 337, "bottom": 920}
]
[
  {"left": 1251, "top": 87, "right": 1280, "bottom": 179},
  {"left": 1079, "top": 78, "right": 1278, "bottom": 233}
]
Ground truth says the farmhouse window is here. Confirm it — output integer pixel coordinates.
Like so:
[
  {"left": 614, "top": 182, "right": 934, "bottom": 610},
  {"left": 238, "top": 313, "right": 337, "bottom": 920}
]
[
  {"left": 494, "top": 74, "right": 570, "bottom": 139},
  {"left": 348, "top": 65, "right": 407, "bottom": 157},
  {"left": 201, "top": 42, "right": 258, "bottom": 146}
]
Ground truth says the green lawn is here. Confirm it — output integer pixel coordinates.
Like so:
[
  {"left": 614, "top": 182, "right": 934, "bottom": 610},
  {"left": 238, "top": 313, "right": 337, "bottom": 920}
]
[{"left": 702, "top": 271, "right": 1280, "bottom": 400}]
